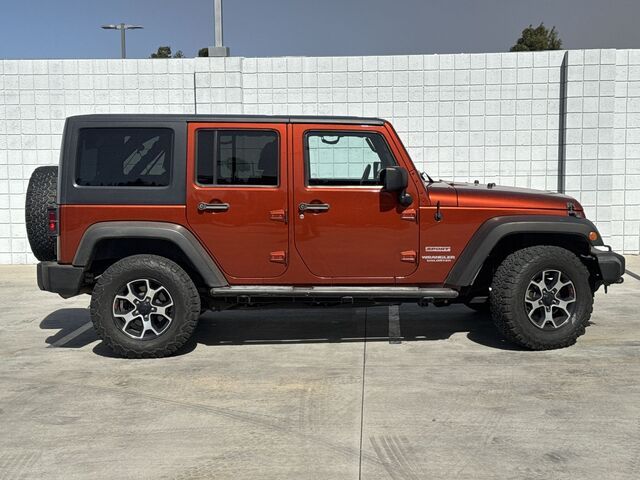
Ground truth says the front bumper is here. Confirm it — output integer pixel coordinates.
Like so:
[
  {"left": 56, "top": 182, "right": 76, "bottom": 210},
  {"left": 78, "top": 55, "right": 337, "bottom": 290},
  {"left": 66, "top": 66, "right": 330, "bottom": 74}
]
[
  {"left": 590, "top": 247, "right": 625, "bottom": 286},
  {"left": 37, "top": 262, "right": 85, "bottom": 298}
]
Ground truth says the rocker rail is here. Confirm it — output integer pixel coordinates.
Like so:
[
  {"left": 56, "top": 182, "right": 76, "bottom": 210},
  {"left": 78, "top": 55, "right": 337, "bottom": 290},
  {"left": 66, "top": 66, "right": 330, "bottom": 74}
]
[{"left": 209, "top": 285, "right": 459, "bottom": 301}]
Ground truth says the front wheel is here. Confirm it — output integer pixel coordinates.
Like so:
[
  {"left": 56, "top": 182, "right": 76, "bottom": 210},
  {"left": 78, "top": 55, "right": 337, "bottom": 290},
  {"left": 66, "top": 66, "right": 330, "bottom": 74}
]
[
  {"left": 490, "top": 246, "right": 593, "bottom": 350},
  {"left": 90, "top": 255, "right": 201, "bottom": 358}
]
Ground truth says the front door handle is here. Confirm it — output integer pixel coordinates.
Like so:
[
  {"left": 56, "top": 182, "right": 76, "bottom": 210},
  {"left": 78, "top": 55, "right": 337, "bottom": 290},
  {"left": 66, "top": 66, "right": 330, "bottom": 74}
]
[
  {"left": 198, "top": 202, "right": 230, "bottom": 212},
  {"left": 299, "top": 202, "right": 330, "bottom": 213}
]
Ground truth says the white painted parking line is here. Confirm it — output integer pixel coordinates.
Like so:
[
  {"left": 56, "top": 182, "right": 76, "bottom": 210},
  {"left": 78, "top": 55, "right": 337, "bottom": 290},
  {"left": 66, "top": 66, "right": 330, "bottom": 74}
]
[
  {"left": 388, "top": 305, "right": 401, "bottom": 344},
  {"left": 625, "top": 270, "right": 640, "bottom": 282},
  {"left": 47, "top": 322, "right": 94, "bottom": 348}
]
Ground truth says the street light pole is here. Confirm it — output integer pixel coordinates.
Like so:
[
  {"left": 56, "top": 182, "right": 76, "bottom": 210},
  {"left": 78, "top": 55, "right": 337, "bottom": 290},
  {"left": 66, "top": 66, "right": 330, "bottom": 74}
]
[
  {"left": 101, "top": 23, "right": 144, "bottom": 59},
  {"left": 120, "top": 23, "right": 126, "bottom": 59},
  {"left": 208, "top": 0, "right": 229, "bottom": 57},
  {"left": 214, "top": 0, "right": 223, "bottom": 48}
]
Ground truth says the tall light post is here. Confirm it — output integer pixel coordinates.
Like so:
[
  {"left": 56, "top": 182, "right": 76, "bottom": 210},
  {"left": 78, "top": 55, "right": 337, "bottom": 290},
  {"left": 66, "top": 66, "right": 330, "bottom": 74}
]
[
  {"left": 208, "top": 0, "right": 229, "bottom": 57},
  {"left": 101, "top": 23, "right": 144, "bottom": 59}
]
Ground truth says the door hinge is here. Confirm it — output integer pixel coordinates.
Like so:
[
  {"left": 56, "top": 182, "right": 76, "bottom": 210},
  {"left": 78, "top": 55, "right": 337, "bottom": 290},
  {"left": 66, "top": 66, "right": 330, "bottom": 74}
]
[
  {"left": 401, "top": 250, "right": 417, "bottom": 263},
  {"left": 401, "top": 208, "right": 417, "bottom": 222},
  {"left": 269, "top": 209, "right": 287, "bottom": 223},
  {"left": 270, "top": 251, "right": 287, "bottom": 264}
]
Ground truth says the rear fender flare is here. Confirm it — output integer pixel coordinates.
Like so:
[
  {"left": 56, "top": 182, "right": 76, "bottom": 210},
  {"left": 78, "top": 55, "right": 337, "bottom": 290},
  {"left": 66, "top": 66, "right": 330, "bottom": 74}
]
[{"left": 73, "top": 221, "right": 228, "bottom": 288}]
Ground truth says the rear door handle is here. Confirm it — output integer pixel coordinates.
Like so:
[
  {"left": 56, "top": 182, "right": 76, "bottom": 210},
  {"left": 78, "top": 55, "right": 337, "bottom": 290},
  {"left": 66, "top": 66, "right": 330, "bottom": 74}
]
[
  {"left": 198, "top": 202, "right": 230, "bottom": 212},
  {"left": 299, "top": 203, "right": 330, "bottom": 213}
]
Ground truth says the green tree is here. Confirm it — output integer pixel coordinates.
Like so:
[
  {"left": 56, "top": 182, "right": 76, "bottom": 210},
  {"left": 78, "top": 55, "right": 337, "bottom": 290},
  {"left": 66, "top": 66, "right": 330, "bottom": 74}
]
[
  {"left": 510, "top": 23, "right": 562, "bottom": 52},
  {"left": 198, "top": 47, "right": 209, "bottom": 57},
  {"left": 150, "top": 46, "right": 184, "bottom": 58}
]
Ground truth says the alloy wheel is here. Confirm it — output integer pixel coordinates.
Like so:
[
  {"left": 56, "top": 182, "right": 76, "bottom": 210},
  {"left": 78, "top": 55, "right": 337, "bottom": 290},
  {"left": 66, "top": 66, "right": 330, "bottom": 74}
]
[
  {"left": 112, "top": 278, "right": 174, "bottom": 340},
  {"left": 524, "top": 269, "right": 576, "bottom": 330}
]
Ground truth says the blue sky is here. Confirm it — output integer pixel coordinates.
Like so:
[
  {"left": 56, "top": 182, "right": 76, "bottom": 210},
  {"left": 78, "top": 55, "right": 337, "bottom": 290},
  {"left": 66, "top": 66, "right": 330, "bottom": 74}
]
[{"left": 0, "top": 0, "right": 638, "bottom": 59}]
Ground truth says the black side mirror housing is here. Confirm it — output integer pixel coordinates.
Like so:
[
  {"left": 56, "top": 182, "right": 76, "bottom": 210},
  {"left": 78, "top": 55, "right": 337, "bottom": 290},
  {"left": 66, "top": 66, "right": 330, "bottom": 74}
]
[
  {"left": 380, "top": 167, "right": 413, "bottom": 206},
  {"left": 380, "top": 166, "right": 408, "bottom": 192}
]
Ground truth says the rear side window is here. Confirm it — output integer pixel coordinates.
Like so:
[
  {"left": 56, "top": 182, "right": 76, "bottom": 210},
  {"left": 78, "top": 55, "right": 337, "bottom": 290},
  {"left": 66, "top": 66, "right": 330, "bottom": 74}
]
[
  {"left": 196, "top": 130, "right": 278, "bottom": 186},
  {"left": 305, "top": 131, "right": 397, "bottom": 186},
  {"left": 76, "top": 128, "right": 173, "bottom": 187}
]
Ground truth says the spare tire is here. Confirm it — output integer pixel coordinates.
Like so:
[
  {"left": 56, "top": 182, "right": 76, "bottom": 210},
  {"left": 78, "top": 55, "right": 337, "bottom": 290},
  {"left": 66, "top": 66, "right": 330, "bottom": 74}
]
[{"left": 25, "top": 166, "right": 58, "bottom": 261}]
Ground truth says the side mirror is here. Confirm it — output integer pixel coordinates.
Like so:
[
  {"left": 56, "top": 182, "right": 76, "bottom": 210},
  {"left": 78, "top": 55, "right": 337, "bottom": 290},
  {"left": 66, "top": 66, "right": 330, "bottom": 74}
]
[
  {"left": 380, "top": 167, "right": 413, "bottom": 206},
  {"left": 380, "top": 166, "right": 408, "bottom": 192}
]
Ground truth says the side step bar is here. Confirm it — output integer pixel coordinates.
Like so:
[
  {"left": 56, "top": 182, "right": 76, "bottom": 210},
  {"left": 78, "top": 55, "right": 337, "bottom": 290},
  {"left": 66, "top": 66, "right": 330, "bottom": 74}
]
[{"left": 209, "top": 285, "right": 458, "bottom": 300}]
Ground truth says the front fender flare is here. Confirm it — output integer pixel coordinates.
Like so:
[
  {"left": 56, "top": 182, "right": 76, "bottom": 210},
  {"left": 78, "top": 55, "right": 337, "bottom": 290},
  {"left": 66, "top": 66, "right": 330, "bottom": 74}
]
[{"left": 445, "top": 215, "right": 602, "bottom": 288}]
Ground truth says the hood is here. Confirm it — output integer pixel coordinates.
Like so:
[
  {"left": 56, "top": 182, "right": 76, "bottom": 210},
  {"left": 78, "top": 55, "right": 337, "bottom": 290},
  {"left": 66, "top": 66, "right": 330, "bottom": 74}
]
[{"left": 434, "top": 181, "right": 583, "bottom": 211}]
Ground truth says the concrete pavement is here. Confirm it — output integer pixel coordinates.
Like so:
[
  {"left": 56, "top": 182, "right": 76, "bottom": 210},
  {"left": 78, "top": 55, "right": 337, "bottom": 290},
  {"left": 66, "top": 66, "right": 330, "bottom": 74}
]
[{"left": 0, "top": 258, "right": 639, "bottom": 479}]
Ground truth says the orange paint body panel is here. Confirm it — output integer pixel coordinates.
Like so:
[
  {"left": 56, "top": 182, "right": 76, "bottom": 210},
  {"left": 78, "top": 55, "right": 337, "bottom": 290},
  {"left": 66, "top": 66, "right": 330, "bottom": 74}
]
[
  {"left": 412, "top": 206, "right": 566, "bottom": 284},
  {"left": 185, "top": 123, "right": 290, "bottom": 281},
  {"left": 57, "top": 119, "right": 574, "bottom": 287},
  {"left": 58, "top": 205, "right": 188, "bottom": 264},
  {"left": 290, "top": 123, "right": 421, "bottom": 282}
]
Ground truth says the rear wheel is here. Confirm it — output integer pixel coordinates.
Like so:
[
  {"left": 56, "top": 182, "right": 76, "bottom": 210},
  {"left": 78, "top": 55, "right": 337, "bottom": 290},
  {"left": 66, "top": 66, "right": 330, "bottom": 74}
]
[
  {"left": 490, "top": 246, "right": 593, "bottom": 350},
  {"left": 25, "top": 166, "right": 58, "bottom": 261},
  {"left": 90, "top": 255, "right": 201, "bottom": 358}
]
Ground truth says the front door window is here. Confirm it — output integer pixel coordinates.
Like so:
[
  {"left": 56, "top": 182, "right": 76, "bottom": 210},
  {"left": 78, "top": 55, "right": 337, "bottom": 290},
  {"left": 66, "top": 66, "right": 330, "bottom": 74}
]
[{"left": 305, "top": 131, "right": 397, "bottom": 187}]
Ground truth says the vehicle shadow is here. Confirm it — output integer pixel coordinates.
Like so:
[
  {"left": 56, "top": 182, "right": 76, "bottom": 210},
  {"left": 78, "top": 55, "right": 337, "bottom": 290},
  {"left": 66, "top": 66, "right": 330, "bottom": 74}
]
[
  {"left": 188, "top": 304, "right": 522, "bottom": 352},
  {"left": 39, "top": 304, "right": 524, "bottom": 357},
  {"left": 40, "top": 308, "right": 98, "bottom": 348}
]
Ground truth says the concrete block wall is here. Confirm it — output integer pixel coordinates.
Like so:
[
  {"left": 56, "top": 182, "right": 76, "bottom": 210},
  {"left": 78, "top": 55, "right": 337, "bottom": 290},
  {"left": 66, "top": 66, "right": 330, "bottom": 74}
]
[
  {"left": 1, "top": 50, "right": 639, "bottom": 263},
  {"left": 0, "top": 59, "right": 196, "bottom": 264},
  {"left": 613, "top": 50, "right": 640, "bottom": 253},
  {"left": 203, "top": 52, "right": 564, "bottom": 194}
]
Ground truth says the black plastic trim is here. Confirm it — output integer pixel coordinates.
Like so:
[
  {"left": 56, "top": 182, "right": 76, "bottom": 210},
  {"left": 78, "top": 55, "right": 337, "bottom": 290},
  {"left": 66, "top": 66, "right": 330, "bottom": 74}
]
[
  {"left": 73, "top": 221, "right": 228, "bottom": 287},
  {"left": 59, "top": 118, "right": 187, "bottom": 205},
  {"left": 65, "top": 114, "right": 386, "bottom": 126},
  {"left": 445, "top": 215, "right": 604, "bottom": 288},
  {"left": 37, "top": 262, "right": 85, "bottom": 298},
  {"left": 590, "top": 247, "right": 625, "bottom": 285},
  {"left": 59, "top": 115, "right": 386, "bottom": 206}
]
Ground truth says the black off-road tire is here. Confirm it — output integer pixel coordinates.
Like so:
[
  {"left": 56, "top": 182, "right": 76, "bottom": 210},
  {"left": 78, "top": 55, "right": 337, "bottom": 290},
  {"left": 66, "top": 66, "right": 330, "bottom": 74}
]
[
  {"left": 90, "top": 255, "right": 201, "bottom": 358},
  {"left": 489, "top": 246, "right": 593, "bottom": 350},
  {"left": 25, "top": 166, "right": 58, "bottom": 261}
]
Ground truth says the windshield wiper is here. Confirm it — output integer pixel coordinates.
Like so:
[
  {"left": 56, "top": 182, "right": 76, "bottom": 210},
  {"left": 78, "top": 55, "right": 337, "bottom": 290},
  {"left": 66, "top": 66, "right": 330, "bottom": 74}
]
[{"left": 420, "top": 171, "right": 434, "bottom": 184}]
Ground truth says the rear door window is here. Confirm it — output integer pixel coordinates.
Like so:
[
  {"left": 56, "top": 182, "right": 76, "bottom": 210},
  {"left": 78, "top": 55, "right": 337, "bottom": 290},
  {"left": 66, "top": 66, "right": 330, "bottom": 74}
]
[
  {"left": 196, "top": 130, "right": 279, "bottom": 186},
  {"left": 76, "top": 128, "right": 173, "bottom": 187}
]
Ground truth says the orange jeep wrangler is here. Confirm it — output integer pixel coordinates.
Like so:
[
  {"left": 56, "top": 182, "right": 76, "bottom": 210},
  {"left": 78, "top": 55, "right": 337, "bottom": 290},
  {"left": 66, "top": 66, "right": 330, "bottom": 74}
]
[{"left": 27, "top": 114, "right": 624, "bottom": 357}]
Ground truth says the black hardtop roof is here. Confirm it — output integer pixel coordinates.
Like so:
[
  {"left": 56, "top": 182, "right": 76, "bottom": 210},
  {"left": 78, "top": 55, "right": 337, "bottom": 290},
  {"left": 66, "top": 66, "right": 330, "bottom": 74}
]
[{"left": 67, "top": 114, "right": 386, "bottom": 126}]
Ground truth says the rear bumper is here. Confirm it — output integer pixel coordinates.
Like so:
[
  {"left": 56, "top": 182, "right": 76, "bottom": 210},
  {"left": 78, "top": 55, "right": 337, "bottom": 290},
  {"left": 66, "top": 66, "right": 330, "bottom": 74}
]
[
  {"left": 591, "top": 247, "right": 625, "bottom": 286},
  {"left": 37, "top": 262, "right": 85, "bottom": 298}
]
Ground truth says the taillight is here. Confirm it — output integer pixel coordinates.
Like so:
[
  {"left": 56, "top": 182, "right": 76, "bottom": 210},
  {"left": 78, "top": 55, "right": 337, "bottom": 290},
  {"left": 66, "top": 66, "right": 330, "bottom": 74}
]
[{"left": 47, "top": 207, "right": 59, "bottom": 236}]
